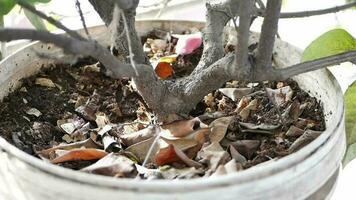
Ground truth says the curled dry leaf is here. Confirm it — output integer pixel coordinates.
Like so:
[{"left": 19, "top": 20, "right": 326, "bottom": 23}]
[
  {"left": 239, "top": 122, "right": 280, "bottom": 131},
  {"left": 25, "top": 108, "right": 42, "bottom": 117},
  {"left": 295, "top": 118, "right": 317, "bottom": 130},
  {"left": 266, "top": 86, "right": 293, "bottom": 106},
  {"left": 76, "top": 104, "right": 97, "bottom": 121},
  {"left": 51, "top": 148, "right": 108, "bottom": 164},
  {"left": 218, "top": 88, "right": 253, "bottom": 102},
  {"left": 72, "top": 122, "right": 90, "bottom": 140},
  {"left": 203, "top": 93, "right": 215, "bottom": 108},
  {"left": 95, "top": 113, "right": 110, "bottom": 128},
  {"left": 174, "top": 32, "right": 202, "bottom": 55},
  {"left": 160, "top": 128, "right": 209, "bottom": 143},
  {"left": 236, "top": 96, "right": 250, "bottom": 113},
  {"left": 155, "top": 144, "right": 202, "bottom": 168},
  {"left": 121, "top": 125, "right": 157, "bottom": 146},
  {"left": 197, "top": 142, "right": 230, "bottom": 171},
  {"left": 238, "top": 99, "right": 259, "bottom": 121},
  {"left": 37, "top": 138, "right": 99, "bottom": 159},
  {"left": 154, "top": 62, "right": 174, "bottom": 79},
  {"left": 285, "top": 125, "right": 304, "bottom": 137},
  {"left": 161, "top": 117, "right": 207, "bottom": 137},
  {"left": 57, "top": 118, "right": 85, "bottom": 135},
  {"left": 125, "top": 137, "right": 158, "bottom": 163},
  {"left": 229, "top": 145, "right": 247, "bottom": 164},
  {"left": 231, "top": 140, "right": 260, "bottom": 159},
  {"left": 83, "top": 63, "right": 101, "bottom": 73},
  {"left": 289, "top": 130, "right": 322, "bottom": 153},
  {"left": 35, "top": 78, "right": 56, "bottom": 88},
  {"left": 209, "top": 116, "right": 234, "bottom": 143},
  {"left": 282, "top": 101, "right": 301, "bottom": 122},
  {"left": 81, "top": 153, "right": 137, "bottom": 178}
]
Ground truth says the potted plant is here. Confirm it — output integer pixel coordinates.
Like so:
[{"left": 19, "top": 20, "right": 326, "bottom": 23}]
[{"left": 0, "top": 0, "right": 355, "bottom": 199}]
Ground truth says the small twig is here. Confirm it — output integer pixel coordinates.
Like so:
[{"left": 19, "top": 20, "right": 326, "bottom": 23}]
[
  {"left": 16, "top": 0, "right": 83, "bottom": 40},
  {"left": 75, "top": 0, "right": 91, "bottom": 39},
  {"left": 257, "top": 2, "right": 356, "bottom": 18},
  {"left": 142, "top": 125, "right": 160, "bottom": 167},
  {"left": 120, "top": 9, "right": 139, "bottom": 76}
]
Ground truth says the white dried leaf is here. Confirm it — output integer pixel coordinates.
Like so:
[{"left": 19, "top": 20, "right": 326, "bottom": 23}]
[
  {"left": 218, "top": 88, "right": 253, "bottom": 101},
  {"left": 266, "top": 86, "right": 293, "bottom": 106},
  {"left": 239, "top": 122, "right": 280, "bottom": 130},
  {"left": 25, "top": 108, "right": 42, "bottom": 117},
  {"left": 35, "top": 78, "right": 56, "bottom": 88},
  {"left": 60, "top": 123, "right": 76, "bottom": 134}
]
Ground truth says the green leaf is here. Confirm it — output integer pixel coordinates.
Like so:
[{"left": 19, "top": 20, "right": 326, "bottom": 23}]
[
  {"left": 0, "top": 0, "right": 16, "bottom": 16},
  {"left": 301, "top": 29, "right": 356, "bottom": 62},
  {"left": 343, "top": 83, "right": 356, "bottom": 166},
  {"left": 24, "top": 8, "right": 47, "bottom": 30}
]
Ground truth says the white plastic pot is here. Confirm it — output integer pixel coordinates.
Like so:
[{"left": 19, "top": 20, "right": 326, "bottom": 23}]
[{"left": 0, "top": 20, "right": 346, "bottom": 200}]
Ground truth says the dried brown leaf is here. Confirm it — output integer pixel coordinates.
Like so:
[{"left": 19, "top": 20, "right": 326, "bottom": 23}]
[
  {"left": 38, "top": 138, "right": 99, "bottom": 158},
  {"left": 51, "top": 148, "right": 108, "bottom": 164},
  {"left": 231, "top": 140, "right": 260, "bottom": 159},
  {"left": 285, "top": 126, "right": 304, "bottom": 137},
  {"left": 81, "top": 153, "right": 136, "bottom": 178},
  {"left": 209, "top": 116, "right": 234, "bottom": 143},
  {"left": 121, "top": 126, "right": 157, "bottom": 146},
  {"left": 161, "top": 117, "right": 207, "bottom": 137},
  {"left": 289, "top": 130, "right": 322, "bottom": 153}
]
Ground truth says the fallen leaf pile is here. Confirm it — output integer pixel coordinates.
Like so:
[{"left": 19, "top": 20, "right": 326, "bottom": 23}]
[{"left": 0, "top": 29, "right": 326, "bottom": 180}]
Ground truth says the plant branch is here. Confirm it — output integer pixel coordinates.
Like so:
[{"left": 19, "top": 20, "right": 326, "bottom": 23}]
[
  {"left": 257, "top": 2, "right": 356, "bottom": 18},
  {"left": 191, "top": 0, "right": 239, "bottom": 74},
  {"left": 0, "top": 28, "right": 137, "bottom": 78},
  {"left": 271, "top": 51, "right": 356, "bottom": 80},
  {"left": 255, "top": 0, "right": 281, "bottom": 78},
  {"left": 234, "top": 0, "right": 253, "bottom": 79},
  {"left": 120, "top": 6, "right": 139, "bottom": 75},
  {"left": 75, "top": 0, "right": 91, "bottom": 39},
  {"left": 16, "top": 0, "right": 84, "bottom": 40}
]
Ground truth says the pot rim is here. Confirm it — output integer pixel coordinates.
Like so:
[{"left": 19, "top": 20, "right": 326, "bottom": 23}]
[{"left": 0, "top": 20, "right": 344, "bottom": 192}]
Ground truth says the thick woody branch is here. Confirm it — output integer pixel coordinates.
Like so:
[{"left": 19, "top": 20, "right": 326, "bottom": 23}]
[
  {"left": 0, "top": 28, "right": 136, "bottom": 78},
  {"left": 257, "top": 2, "right": 356, "bottom": 18},
  {"left": 16, "top": 0, "right": 83, "bottom": 40},
  {"left": 255, "top": 0, "right": 281, "bottom": 78},
  {"left": 233, "top": 0, "right": 253, "bottom": 79},
  {"left": 192, "top": 0, "right": 239, "bottom": 74}
]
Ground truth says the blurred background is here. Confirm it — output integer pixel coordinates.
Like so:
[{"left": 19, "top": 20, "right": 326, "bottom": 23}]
[{"left": 1, "top": 0, "right": 356, "bottom": 199}]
